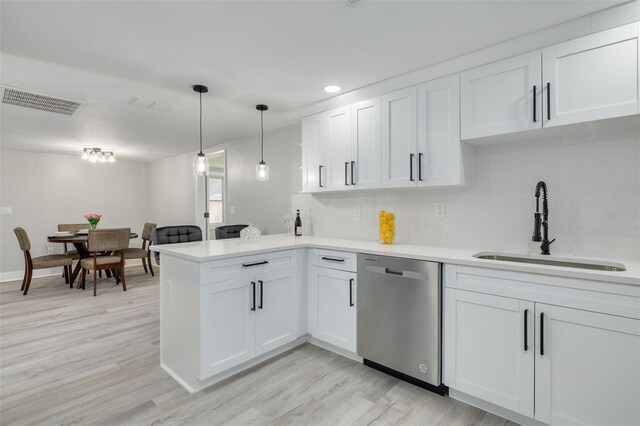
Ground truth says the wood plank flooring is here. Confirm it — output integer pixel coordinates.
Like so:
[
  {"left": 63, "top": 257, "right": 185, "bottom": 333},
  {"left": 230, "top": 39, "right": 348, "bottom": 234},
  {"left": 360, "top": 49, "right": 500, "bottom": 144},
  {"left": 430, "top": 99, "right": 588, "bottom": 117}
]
[{"left": 0, "top": 267, "right": 515, "bottom": 425}]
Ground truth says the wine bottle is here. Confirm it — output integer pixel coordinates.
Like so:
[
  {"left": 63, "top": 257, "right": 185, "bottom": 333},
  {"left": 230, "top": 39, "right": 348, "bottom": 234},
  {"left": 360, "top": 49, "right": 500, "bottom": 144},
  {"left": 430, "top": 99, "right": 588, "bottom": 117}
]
[{"left": 294, "top": 210, "right": 302, "bottom": 236}]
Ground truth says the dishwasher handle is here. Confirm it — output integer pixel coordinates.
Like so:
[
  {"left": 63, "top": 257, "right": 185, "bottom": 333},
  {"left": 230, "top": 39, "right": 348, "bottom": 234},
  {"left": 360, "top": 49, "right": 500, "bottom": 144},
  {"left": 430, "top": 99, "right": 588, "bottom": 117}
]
[{"left": 384, "top": 268, "right": 404, "bottom": 276}]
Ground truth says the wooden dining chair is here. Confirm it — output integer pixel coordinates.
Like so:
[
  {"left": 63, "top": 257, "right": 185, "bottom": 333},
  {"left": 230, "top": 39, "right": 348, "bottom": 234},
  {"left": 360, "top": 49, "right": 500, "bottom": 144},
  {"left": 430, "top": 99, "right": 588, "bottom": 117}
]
[
  {"left": 13, "top": 227, "right": 73, "bottom": 295},
  {"left": 123, "top": 222, "right": 156, "bottom": 276},
  {"left": 80, "top": 228, "right": 130, "bottom": 296}
]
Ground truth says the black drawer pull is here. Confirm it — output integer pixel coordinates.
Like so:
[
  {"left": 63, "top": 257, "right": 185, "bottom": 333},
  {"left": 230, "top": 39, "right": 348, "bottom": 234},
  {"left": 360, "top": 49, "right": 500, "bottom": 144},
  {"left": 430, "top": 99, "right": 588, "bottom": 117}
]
[
  {"left": 418, "top": 153, "right": 423, "bottom": 181},
  {"left": 319, "top": 165, "right": 324, "bottom": 188},
  {"left": 409, "top": 154, "right": 414, "bottom": 182},
  {"left": 321, "top": 256, "right": 345, "bottom": 263},
  {"left": 344, "top": 162, "right": 350, "bottom": 186},
  {"left": 242, "top": 260, "right": 269, "bottom": 268},
  {"left": 258, "top": 280, "right": 263, "bottom": 309},
  {"left": 351, "top": 161, "right": 356, "bottom": 185},
  {"left": 385, "top": 268, "right": 403, "bottom": 276},
  {"left": 540, "top": 312, "right": 545, "bottom": 356},
  {"left": 532, "top": 85, "right": 537, "bottom": 123},
  {"left": 546, "top": 82, "right": 551, "bottom": 121}
]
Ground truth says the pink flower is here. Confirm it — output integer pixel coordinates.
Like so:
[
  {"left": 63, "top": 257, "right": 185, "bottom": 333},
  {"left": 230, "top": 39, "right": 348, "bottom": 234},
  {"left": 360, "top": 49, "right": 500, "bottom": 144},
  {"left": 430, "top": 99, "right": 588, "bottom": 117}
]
[{"left": 84, "top": 214, "right": 102, "bottom": 219}]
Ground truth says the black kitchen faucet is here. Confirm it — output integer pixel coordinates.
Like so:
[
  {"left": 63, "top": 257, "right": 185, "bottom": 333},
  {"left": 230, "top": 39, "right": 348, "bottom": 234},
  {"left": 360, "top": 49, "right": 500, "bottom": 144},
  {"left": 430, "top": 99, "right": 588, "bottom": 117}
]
[{"left": 532, "top": 181, "right": 556, "bottom": 255}]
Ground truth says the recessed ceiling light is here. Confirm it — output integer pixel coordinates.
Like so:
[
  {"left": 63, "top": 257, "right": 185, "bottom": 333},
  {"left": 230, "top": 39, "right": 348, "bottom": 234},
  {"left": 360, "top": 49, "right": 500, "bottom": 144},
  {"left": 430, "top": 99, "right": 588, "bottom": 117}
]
[{"left": 324, "top": 85, "right": 342, "bottom": 93}]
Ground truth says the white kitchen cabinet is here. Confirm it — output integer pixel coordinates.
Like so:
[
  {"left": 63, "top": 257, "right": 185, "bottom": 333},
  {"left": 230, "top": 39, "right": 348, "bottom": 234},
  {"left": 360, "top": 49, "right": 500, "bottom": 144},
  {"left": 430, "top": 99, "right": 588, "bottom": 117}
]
[
  {"left": 461, "top": 52, "right": 542, "bottom": 140},
  {"left": 535, "top": 304, "right": 640, "bottom": 426},
  {"left": 381, "top": 87, "right": 417, "bottom": 188},
  {"left": 450, "top": 290, "right": 534, "bottom": 417},
  {"left": 542, "top": 22, "right": 640, "bottom": 128},
  {"left": 350, "top": 97, "right": 381, "bottom": 189},
  {"left": 445, "top": 264, "right": 640, "bottom": 425},
  {"left": 200, "top": 278, "right": 255, "bottom": 379},
  {"left": 326, "top": 106, "right": 351, "bottom": 191},
  {"left": 301, "top": 112, "right": 326, "bottom": 192},
  {"left": 417, "top": 75, "right": 464, "bottom": 186},
  {"left": 309, "top": 266, "right": 357, "bottom": 353},
  {"left": 254, "top": 268, "right": 295, "bottom": 356}
]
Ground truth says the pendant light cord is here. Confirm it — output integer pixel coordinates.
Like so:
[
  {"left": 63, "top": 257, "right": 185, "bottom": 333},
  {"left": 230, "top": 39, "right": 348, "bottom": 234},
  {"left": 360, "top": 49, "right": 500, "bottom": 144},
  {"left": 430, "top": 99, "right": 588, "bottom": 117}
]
[
  {"left": 199, "top": 91, "right": 203, "bottom": 154},
  {"left": 260, "top": 109, "right": 264, "bottom": 162}
]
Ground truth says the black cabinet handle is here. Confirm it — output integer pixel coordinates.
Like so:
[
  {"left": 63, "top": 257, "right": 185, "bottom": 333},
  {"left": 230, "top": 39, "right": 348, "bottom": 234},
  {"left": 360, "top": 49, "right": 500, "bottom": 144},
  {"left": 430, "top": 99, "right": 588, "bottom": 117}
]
[
  {"left": 242, "top": 260, "right": 268, "bottom": 268},
  {"left": 319, "top": 165, "right": 323, "bottom": 188},
  {"left": 409, "top": 154, "right": 414, "bottom": 182},
  {"left": 251, "top": 281, "right": 256, "bottom": 311},
  {"left": 533, "top": 85, "right": 537, "bottom": 123},
  {"left": 540, "top": 312, "right": 545, "bottom": 356},
  {"left": 351, "top": 161, "right": 355, "bottom": 185},
  {"left": 547, "top": 82, "right": 551, "bottom": 121},
  {"left": 524, "top": 309, "right": 529, "bottom": 351},
  {"left": 349, "top": 278, "right": 354, "bottom": 307},
  {"left": 344, "top": 162, "right": 350, "bottom": 186},
  {"left": 258, "top": 280, "right": 263, "bottom": 309},
  {"left": 418, "top": 153, "right": 423, "bottom": 181},
  {"left": 321, "top": 256, "right": 345, "bottom": 263}
]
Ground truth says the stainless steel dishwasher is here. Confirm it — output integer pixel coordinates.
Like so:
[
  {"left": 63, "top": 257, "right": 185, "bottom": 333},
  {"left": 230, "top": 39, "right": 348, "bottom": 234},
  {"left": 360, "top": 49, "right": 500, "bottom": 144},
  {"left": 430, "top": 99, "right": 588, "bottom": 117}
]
[{"left": 357, "top": 254, "right": 446, "bottom": 395}]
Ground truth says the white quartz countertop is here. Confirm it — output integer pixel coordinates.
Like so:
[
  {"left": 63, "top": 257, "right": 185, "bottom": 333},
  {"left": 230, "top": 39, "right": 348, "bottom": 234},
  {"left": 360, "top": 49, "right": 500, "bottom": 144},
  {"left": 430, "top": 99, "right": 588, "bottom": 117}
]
[{"left": 151, "top": 234, "right": 640, "bottom": 286}]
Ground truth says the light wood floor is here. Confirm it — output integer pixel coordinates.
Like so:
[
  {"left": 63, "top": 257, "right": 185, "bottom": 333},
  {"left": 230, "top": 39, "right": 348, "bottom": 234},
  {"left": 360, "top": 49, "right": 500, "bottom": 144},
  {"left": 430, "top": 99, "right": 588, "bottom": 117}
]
[{"left": 0, "top": 267, "right": 515, "bottom": 426}]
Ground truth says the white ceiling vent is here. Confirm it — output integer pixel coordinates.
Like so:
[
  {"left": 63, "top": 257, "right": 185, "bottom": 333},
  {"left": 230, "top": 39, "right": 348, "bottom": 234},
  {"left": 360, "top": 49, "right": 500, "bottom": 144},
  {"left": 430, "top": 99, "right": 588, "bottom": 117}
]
[{"left": 1, "top": 86, "right": 85, "bottom": 116}]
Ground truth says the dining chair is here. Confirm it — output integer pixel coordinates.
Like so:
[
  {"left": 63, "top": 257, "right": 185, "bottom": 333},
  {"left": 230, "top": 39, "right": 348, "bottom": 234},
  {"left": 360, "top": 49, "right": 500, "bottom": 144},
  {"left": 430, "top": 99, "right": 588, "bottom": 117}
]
[
  {"left": 80, "top": 228, "right": 131, "bottom": 296},
  {"left": 13, "top": 227, "right": 73, "bottom": 295},
  {"left": 215, "top": 224, "right": 248, "bottom": 240},
  {"left": 124, "top": 222, "right": 156, "bottom": 276}
]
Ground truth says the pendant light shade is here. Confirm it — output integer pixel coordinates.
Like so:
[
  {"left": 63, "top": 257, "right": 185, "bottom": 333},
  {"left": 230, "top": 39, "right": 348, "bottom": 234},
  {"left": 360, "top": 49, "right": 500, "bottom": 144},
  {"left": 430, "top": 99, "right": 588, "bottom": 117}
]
[
  {"left": 255, "top": 104, "right": 269, "bottom": 181},
  {"left": 193, "top": 85, "right": 209, "bottom": 176}
]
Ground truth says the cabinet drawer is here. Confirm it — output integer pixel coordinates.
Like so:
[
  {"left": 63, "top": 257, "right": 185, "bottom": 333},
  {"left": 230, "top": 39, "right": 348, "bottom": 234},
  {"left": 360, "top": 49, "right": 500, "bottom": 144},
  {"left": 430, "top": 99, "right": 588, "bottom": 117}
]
[
  {"left": 200, "top": 250, "right": 296, "bottom": 285},
  {"left": 314, "top": 249, "right": 357, "bottom": 272}
]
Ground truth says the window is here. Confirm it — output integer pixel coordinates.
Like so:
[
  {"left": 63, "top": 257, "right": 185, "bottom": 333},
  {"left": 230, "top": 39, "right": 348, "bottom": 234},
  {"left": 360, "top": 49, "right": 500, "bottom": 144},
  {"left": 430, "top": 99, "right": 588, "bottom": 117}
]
[{"left": 208, "top": 151, "right": 225, "bottom": 225}]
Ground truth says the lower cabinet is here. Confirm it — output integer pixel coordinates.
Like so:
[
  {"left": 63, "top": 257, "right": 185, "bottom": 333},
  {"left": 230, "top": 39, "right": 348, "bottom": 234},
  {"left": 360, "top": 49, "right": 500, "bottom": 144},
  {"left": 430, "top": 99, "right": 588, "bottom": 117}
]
[
  {"left": 445, "top": 265, "right": 640, "bottom": 425},
  {"left": 309, "top": 266, "right": 357, "bottom": 353},
  {"left": 199, "top": 268, "right": 295, "bottom": 379}
]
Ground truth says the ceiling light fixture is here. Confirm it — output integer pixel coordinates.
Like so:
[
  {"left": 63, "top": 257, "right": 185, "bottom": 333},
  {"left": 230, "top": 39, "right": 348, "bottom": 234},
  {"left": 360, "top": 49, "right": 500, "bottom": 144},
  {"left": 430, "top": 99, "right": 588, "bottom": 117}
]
[
  {"left": 324, "top": 85, "right": 342, "bottom": 93},
  {"left": 256, "top": 104, "right": 269, "bottom": 182},
  {"left": 82, "top": 147, "right": 116, "bottom": 163},
  {"left": 192, "top": 84, "right": 209, "bottom": 176}
]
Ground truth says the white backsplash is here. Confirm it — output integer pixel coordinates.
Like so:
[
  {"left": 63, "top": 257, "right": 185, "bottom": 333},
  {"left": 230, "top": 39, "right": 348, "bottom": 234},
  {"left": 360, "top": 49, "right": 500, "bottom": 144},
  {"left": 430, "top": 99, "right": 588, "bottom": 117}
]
[{"left": 294, "top": 119, "right": 640, "bottom": 261}]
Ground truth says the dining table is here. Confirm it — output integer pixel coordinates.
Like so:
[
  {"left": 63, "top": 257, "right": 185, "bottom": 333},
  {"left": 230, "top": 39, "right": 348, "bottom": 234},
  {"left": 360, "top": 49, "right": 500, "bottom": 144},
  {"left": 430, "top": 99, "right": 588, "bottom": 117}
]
[{"left": 47, "top": 232, "right": 138, "bottom": 287}]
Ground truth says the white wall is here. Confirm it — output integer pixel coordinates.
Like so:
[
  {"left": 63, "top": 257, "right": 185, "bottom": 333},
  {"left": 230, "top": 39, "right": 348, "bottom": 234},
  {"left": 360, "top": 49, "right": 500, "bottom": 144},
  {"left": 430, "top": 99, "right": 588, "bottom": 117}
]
[
  {"left": 294, "top": 118, "right": 640, "bottom": 262},
  {"left": 0, "top": 149, "right": 149, "bottom": 279}
]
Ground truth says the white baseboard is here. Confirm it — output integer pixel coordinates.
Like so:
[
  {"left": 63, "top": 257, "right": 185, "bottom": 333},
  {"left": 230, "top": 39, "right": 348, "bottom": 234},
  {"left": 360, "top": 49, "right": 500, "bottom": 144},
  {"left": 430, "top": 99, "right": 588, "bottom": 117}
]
[
  {"left": 0, "top": 261, "right": 159, "bottom": 283},
  {"left": 306, "top": 335, "right": 362, "bottom": 363},
  {"left": 449, "top": 389, "right": 547, "bottom": 426}
]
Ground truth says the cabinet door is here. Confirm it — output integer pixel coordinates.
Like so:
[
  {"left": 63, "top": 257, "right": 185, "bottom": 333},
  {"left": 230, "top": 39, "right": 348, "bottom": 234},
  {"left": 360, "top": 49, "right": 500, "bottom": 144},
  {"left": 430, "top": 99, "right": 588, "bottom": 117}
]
[
  {"left": 543, "top": 22, "right": 640, "bottom": 128},
  {"left": 417, "top": 75, "right": 462, "bottom": 187},
  {"left": 326, "top": 106, "right": 352, "bottom": 191},
  {"left": 200, "top": 279, "right": 255, "bottom": 379},
  {"left": 350, "top": 97, "right": 381, "bottom": 189},
  {"left": 461, "top": 52, "right": 542, "bottom": 139},
  {"left": 254, "top": 269, "right": 295, "bottom": 356},
  {"left": 301, "top": 112, "right": 326, "bottom": 192},
  {"left": 535, "top": 304, "right": 640, "bottom": 426},
  {"left": 309, "top": 267, "right": 357, "bottom": 352},
  {"left": 451, "top": 290, "right": 534, "bottom": 417},
  {"left": 381, "top": 87, "right": 418, "bottom": 188}
]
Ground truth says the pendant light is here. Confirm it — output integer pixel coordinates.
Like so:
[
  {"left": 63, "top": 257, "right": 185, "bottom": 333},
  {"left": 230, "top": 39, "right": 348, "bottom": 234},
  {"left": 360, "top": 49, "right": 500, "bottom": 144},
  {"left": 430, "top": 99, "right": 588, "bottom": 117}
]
[
  {"left": 255, "top": 104, "right": 269, "bottom": 181},
  {"left": 192, "top": 84, "right": 209, "bottom": 176}
]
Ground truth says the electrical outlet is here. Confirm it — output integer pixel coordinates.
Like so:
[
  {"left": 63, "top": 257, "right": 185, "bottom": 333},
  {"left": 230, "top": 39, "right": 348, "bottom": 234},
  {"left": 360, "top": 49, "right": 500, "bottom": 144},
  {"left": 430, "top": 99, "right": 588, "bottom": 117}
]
[
  {"left": 435, "top": 203, "right": 446, "bottom": 218},
  {"left": 0, "top": 207, "right": 12, "bottom": 216},
  {"left": 166, "top": 280, "right": 173, "bottom": 299},
  {"left": 353, "top": 205, "right": 361, "bottom": 220},
  {"left": 47, "top": 246, "right": 54, "bottom": 255},
  {"left": 300, "top": 207, "right": 311, "bottom": 218},
  {"left": 229, "top": 206, "right": 236, "bottom": 216}
]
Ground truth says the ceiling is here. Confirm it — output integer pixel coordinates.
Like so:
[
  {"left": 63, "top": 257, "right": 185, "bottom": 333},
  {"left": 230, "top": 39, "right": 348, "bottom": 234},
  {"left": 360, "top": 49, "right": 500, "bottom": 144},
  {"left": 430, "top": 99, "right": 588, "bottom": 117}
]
[{"left": 0, "top": 0, "right": 624, "bottom": 162}]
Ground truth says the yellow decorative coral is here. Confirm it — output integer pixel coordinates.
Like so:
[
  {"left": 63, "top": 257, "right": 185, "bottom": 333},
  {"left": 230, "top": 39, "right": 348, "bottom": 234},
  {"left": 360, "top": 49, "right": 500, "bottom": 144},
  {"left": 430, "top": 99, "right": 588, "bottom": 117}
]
[{"left": 379, "top": 210, "right": 396, "bottom": 244}]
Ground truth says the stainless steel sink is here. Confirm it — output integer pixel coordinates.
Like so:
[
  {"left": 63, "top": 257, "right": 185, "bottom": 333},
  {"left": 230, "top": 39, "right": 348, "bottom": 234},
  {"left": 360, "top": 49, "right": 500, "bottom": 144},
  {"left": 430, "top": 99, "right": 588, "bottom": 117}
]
[{"left": 473, "top": 252, "right": 626, "bottom": 272}]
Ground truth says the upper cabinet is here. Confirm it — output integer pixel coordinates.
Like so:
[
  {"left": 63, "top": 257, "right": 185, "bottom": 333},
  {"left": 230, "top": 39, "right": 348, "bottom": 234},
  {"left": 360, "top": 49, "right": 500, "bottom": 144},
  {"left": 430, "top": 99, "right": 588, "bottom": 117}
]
[
  {"left": 350, "top": 98, "right": 381, "bottom": 189},
  {"left": 461, "top": 53, "right": 542, "bottom": 139},
  {"left": 462, "top": 22, "right": 639, "bottom": 140},
  {"left": 543, "top": 22, "right": 640, "bottom": 127},
  {"left": 381, "top": 87, "right": 417, "bottom": 188},
  {"left": 301, "top": 112, "right": 326, "bottom": 192}
]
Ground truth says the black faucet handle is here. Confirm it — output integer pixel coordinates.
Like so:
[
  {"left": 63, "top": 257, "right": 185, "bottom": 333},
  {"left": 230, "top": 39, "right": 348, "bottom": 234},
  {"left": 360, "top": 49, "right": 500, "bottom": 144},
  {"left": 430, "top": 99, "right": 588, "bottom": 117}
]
[{"left": 548, "top": 239, "right": 556, "bottom": 246}]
